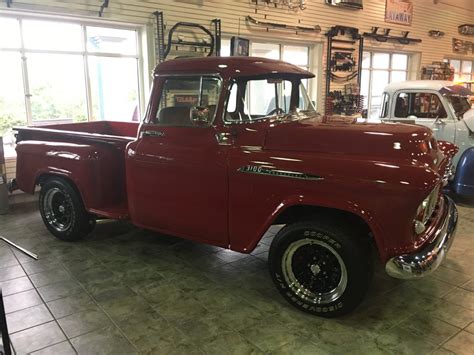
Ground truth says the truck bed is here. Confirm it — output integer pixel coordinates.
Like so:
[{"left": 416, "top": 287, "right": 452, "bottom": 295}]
[{"left": 14, "top": 121, "right": 140, "bottom": 220}]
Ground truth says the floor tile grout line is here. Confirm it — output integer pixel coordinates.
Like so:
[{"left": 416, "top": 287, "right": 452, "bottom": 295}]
[
  {"left": 9, "top": 247, "right": 79, "bottom": 355},
  {"left": 55, "top": 257, "right": 141, "bottom": 354},
  {"left": 437, "top": 326, "right": 464, "bottom": 349}
]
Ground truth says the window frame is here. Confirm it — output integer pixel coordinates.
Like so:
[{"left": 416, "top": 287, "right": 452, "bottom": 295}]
[
  {"left": 392, "top": 90, "right": 452, "bottom": 120},
  {"left": 362, "top": 51, "right": 410, "bottom": 119},
  {"left": 0, "top": 13, "right": 146, "bottom": 126},
  {"left": 152, "top": 74, "right": 223, "bottom": 127},
  {"left": 223, "top": 76, "right": 314, "bottom": 125},
  {"left": 446, "top": 58, "right": 474, "bottom": 81}
]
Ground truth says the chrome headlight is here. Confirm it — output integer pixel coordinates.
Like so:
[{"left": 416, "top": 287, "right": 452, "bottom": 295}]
[{"left": 414, "top": 185, "right": 440, "bottom": 234}]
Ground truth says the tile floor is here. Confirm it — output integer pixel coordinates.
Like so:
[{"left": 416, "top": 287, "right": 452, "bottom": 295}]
[{"left": 0, "top": 200, "right": 472, "bottom": 354}]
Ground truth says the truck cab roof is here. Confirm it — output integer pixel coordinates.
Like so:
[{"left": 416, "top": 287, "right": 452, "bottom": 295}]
[
  {"left": 384, "top": 80, "right": 473, "bottom": 97},
  {"left": 153, "top": 56, "right": 314, "bottom": 79}
]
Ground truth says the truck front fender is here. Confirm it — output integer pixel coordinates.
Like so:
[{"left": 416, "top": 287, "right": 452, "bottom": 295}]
[{"left": 452, "top": 146, "right": 474, "bottom": 199}]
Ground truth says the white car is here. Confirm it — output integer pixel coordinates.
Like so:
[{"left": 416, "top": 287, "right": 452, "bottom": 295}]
[{"left": 381, "top": 80, "right": 474, "bottom": 200}]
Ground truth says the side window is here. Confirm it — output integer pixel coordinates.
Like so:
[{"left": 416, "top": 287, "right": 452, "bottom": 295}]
[
  {"left": 155, "top": 76, "right": 221, "bottom": 126},
  {"left": 394, "top": 92, "right": 409, "bottom": 118},
  {"left": 411, "top": 93, "right": 447, "bottom": 118},
  {"left": 379, "top": 93, "right": 390, "bottom": 118}
]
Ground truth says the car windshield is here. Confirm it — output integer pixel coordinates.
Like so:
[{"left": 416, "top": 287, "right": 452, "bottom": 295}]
[
  {"left": 225, "top": 78, "right": 316, "bottom": 123},
  {"left": 447, "top": 95, "right": 471, "bottom": 117}
]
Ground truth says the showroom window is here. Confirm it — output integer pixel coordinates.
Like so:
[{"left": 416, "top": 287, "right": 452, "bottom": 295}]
[
  {"left": 221, "top": 39, "right": 311, "bottom": 85},
  {"left": 361, "top": 51, "right": 409, "bottom": 119},
  {"left": 0, "top": 16, "right": 144, "bottom": 157},
  {"left": 447, "top": 59, "right": 473, "bottom": 81}
]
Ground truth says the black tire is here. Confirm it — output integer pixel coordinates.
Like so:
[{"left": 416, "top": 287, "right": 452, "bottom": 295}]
[
  {"left": 39, "top": 177, "right": 95, "bottom": 241},
  {"left": 268, "top": 220, "right": 373, "bottom": 317}
]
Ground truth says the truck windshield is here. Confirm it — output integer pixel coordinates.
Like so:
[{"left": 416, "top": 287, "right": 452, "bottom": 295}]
[
  {"left": 225, "top": 78, "right": 316, "bottom": 123},
  {"left": 447, "top": 95, "right": 471, "bottom": 118}
]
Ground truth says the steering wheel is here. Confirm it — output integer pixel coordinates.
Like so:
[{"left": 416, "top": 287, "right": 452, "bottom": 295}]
[{"left": 267, "top": 108, "right": 285, "bottom": 116}]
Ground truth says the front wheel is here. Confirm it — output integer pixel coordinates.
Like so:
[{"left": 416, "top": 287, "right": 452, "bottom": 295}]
[
  {"left": 268, "top": 220, "right": 373, "bottom": 317},
  {"left": 39, "top": 177, "right": 95, "bottom": 241}
]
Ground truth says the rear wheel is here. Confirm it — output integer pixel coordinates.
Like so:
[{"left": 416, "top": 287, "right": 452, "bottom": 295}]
[
  {"left": 39, "top": 177, "right": 95, "bottom": 241},
  {"left": 268, "top": 220, "right": 372, "bottom": 317}
]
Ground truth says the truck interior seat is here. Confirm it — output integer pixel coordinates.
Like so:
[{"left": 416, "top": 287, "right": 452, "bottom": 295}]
[{"left": 158, "top": 106, "right": 192, "bottom": 126}]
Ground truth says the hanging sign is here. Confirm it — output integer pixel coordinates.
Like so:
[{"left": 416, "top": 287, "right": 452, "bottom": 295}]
[{"left": 385, "top": 0, "right": 413, "bottom": 26}]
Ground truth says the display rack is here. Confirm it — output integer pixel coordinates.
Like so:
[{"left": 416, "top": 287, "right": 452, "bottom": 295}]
[
  {"left": 325, "top": 26, "right": 364, "bottom": 116},
  {"left": 153, "top": 11, "right": 221, "bottom": 63},
  {"left": 421, "top": 61, "right": 454, "bottom": 80}
]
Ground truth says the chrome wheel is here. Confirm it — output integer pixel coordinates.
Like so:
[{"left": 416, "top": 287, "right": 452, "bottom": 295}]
[
  {"left": 43, "top": 187, "right": 73, "bottom": 232},
  {"left": 281, "top": 238, "right": 347, "bottom": 304}
]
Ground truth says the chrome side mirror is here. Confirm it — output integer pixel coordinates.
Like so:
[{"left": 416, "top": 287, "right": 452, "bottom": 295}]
[
  {"left": 190, "top": 106, "right": 210, "bottom": 125},
  {"left": 407, "top": 115, "right": 418, "bottom": 120},
  {"left": 434, "top": 116, "right": 446, "bottom": 125}
]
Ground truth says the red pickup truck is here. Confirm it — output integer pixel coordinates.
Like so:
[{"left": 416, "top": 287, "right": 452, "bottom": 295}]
[{"left": 12, "top": 57, "right": 458, "bottom": 317}]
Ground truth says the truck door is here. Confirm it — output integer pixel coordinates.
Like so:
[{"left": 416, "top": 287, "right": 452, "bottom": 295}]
[
  {"left": 126, "top": 75, "right": 229, "bottom": 247},
  {"left": 391, "top": 90, "right": 456, "bottom": 143}
]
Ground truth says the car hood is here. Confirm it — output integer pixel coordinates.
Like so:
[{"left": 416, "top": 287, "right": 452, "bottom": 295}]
[
  {"left": 264, "top": 115, "right": 441, "bottom": 168},
  {"left": 462, "top": 108, "right": 474, "bottom": 132}
]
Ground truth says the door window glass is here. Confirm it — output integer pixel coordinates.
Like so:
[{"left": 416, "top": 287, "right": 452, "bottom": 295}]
[
  {"left": 155, "top": 76, "right": 221, "bottom": 126},
  {"left": 395, "top": 92, "right": 447, "bottom": 118}
]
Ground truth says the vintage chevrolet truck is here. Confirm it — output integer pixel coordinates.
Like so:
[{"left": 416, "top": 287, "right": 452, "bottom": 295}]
[
  {"left": 381, "top": 81, "right": 474, "bottom": 201},
  {"left": 12, "top": 57, "right": 458, "bottom": 317}
]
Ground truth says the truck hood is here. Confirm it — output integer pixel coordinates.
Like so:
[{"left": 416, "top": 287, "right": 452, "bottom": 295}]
[
  {"left": 264, "top": 116, "right": 441, "bottom": 167},
  {"left": 462, "top": 108, "right": 474, "bottom": 132}
]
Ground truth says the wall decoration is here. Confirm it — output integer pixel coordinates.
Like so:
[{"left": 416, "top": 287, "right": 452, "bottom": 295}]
[
  {"left": 153, "top": 11, "right": 221, "bottom": 63},
  {"left": 453, "top": 38, "right": 474, "bottom": 54},
  {"left": 325, "top": 26, "right": 364, "bottom": 116},
  {"left": 251, "top": 0, "right": 306, "bottom": 11},
  {"left": 385, "top": 0, "right": 413, "bottom": 26},
  {"left": 421, "top": 62, "right": 454, "bottom": 80},
  {"left": 99, "top": 0, "right": 109, "bottom": 17},
  {"left": 428, "top": 30, "right": 445, "bottom": 38},
  {"left": 231, "top": 37, "right": 250, "bottom": 56},
  {"left": 246, "top": 16, "right": 321, "bottom": 34},
  {"left": 363, "top": 27, "right": 421, "bottom": 44},
  {"left": 458, "top": 24, "right": 474, "bottom": 36},
  {"left": 325, "top": 0, "right": 363, "bottom": 10}
]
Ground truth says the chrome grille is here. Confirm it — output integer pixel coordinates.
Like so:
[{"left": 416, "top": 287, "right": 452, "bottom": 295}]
[{"left": 442, "top": 159, "right": 455, "bottom": 186}]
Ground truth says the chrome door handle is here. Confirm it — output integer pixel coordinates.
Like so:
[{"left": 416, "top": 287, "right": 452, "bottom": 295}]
[
  {"left": 142, "top": 130, "right": 165, "bottom": 138},
  {"left": 216, "top": 132, "right": 231, "bottom": 145}
]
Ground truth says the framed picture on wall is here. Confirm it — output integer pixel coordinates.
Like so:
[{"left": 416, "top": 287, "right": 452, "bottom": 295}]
[
  {"left": 385, "top": 0, "right": 413, "bottom": 26},
  {"left": 231, "top": 37, "right": 250, "bottom": 56}
]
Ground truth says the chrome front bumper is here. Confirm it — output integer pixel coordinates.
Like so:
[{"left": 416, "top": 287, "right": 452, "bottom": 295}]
[{"left": 385, "top": 196, "right": 458, "bottom": 279}]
